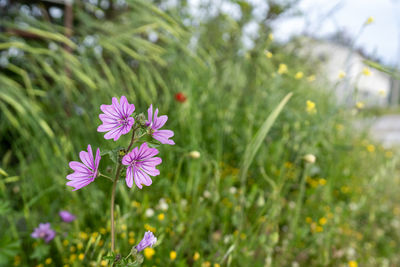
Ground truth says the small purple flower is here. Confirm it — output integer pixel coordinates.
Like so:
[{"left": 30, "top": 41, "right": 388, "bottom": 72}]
[
  {"left": 66, "top": 144, "right": 101, "bottom": 191},
  {"left": 136, "top": 231, "right": 157, "bottom": 252},
  {"left": 59, "top": 210, "right": 76, "bottom": 222},
  {"left": 31, "top": 223, "right": 56, "bottom": 243},
  {"left": 97, "top": 96, "right": 135, "bottom": 141},
  {"left": 122, "top": 142, "right": 162, "bottom": 189},
  {"left": 146, "top": 104, "right": 175, "bottom": 145}
]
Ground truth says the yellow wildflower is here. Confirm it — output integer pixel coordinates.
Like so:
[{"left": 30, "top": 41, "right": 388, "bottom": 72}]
[
  {"left": 341, "top": 186, "right": 350, "bottom": 193},
  {"left": 70, "top": 254, "right": 77, "bottom": 262},
  {"left": 170, "top": 251, "right": 177, "bottom": 261},
  {"left": 318, "top": 178, "right": 327, "bottom": 186},
  {"left": 319, "top": 217, "right": 327, "bottom": 225},
  {"left": 268, "top": 33, "right": 274, "bottom": 41},
  {"left": 277, "top": 63, "right": 288, "bottom": 74},
  {"left": 121, "top": 224, "right": 127, "bottom": 231},
  {"left": 193, "top": 252, "right": 200, "bottom": 261},
  {"left": 338, "top": 70, "right": 346, "bottom": 79},
  {"left": 385, "top": 151, "right": 393, "bottom": 158},
  {"left": 144, "top": 248, "right": 155, "bottom": 259},
  {"left": 367, "top": 144, "right": 375, "bottom": 153},
  {"left": 264, "top": 50, "right": 273, "bottom": 58},
  {"left": 99, "top": 228, "right": 107, "bottom": 235},
  {"left": 79, "top": 232, "right": 88, "bottom": 240},
  {"left": 202, "top": 262, "right": 211, "bottom": 267},
  {"left": 78, "top": 254, "right": 84, "bottom": 260},
  {"left": 295, "top": 71, "right": 304, "bottom": 79},
  {"left": 62, "top": 239, "right": 69, "bottom": 246},
  {"left": 348, "top": 260, "right": 358, "bottom": 267},
  {"left": 70, "top": 246, "right": 76, "bottom": 253},
  {"left": 131, "top": 201, "right": 141, "bottom": 208},
  {"left": 144, "top": 224, "right": 156, "bottom": 233},
  {"left": 129, "top": 238, "right": 135, "bottom": 245},
  {"left": 316, "top": 226, "right": 323, "bottom": 232},
  {"left": 306, "top": 100, "right": 316, "bottom": 114},
  {"left": 100, "top": 260, "right": 108, "bottom": 266},
  {"left": 307, "top": 75, "right": 316, "bottom": 82},
  {"left": 355, "top": 102, "right": 364, "bottom": 109},
  {"left": 214, "top": 264, "right": 221, "bottom": 267},
  {"left": 378, "top": 89, "right": 386, "bottom": 96},
  {"left": 77, "top": 242, "right": 83, "bottom": 250},
  {"left": 365, "top": 16, "right": 374, "bottom": 25},
  {"left": 36, "top": 264, "right": 44, "bottom": 267},
  {"left": 362, "top": 67, "right": 372, "bottom": 76},
  {"left": 306, "top": 217, "right": 313, "bottom": 224},
  {"left": 157, "top": 213, "right": 165, "bottom": 221}
]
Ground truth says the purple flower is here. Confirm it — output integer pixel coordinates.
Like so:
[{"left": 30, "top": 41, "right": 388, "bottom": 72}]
[
  {"left": 59, "top": 210, "right": 76, "bottom": 222},
  {"left": 97, "top": 96, "right": 135, "bottom": 141},
  {"left": 122, "top": 142, "right": 162, "bottom": 189},
  {"left": 146, "top": 104, "right": 175, "bottom": 145},
  {"left": 66, "top": 144, "right": 101, "bottom": 191},
  {"left": 31, "top": 223, "right": 56, "bottom": 243},
  {"left": 136, "top": 231, "right": 157, "bottom": 252}
]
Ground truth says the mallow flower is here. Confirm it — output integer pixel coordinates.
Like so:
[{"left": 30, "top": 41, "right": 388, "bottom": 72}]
[
  {"left": 59, "top": 210, "right": 76, "bottom": 222},
  {"left": 97, "top": 96, "right": 135, "bottom": 141},
  {"left": 31, "top": 223, "right": 56, "bottom": 243},
  {"left": 136, "top": 231, "right": 157, "bottom": 252},
  {"left": 146, "top": 104, "right": 175, "bottom": 145},
  {"left": 66, "top": 144, "right": 100, "bottom": 191},
  {"left": 122, "top": 142, "right": 162, "bottom": 189}
]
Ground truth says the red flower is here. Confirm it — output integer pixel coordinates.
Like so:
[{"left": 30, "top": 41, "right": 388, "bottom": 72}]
[{"left": 175, "top": 92, "right": 187, "bottom": 103}]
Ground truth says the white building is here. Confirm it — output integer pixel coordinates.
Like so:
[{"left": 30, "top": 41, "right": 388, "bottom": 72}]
[{"left": 298, "top": 38, "right": 392, "bottom": 106}]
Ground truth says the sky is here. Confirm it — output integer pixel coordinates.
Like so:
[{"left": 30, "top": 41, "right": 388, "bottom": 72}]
[
  {"left": 272, "top": 0, "right": 400, "bottom": 66},
  {"left": 188, "top": 0, "right": 400, "bottom": 66}
]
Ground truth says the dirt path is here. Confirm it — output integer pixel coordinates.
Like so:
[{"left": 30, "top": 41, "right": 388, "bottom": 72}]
[{"left": 370, "top": 114, "right": 400, "bottom": 148}]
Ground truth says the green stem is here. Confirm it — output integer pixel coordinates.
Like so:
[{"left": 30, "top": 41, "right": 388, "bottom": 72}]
[
  {"left": 111, "top": 163, "right": 122, "bottom": 252},
  {"left": 100, "top": 173, "right": 114, "bottom": 181},
  {"left": 111, "top": 129, "right": 137, "bottom": 253},
  {"left": 290, "top": 163, "right": 309, "bottom": 238}
]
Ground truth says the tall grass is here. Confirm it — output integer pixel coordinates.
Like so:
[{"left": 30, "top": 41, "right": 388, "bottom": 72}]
[{"left": 0, "top": 1, "right": 399, "bottom": 266}]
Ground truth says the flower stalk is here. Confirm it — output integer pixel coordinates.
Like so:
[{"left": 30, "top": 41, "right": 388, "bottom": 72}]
[
  {"left": 65, "top": 96, "right": 173, "bottom": 264},
  {"left": 111, "top": 128, "right": 137, "bottom": 252}
]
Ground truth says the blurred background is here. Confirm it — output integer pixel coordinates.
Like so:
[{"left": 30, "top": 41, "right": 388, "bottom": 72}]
[{"left": 1, "top": 0, "right": 400, "bottom": 266}]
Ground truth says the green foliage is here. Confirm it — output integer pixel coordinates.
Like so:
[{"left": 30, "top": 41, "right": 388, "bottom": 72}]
[{"left": 0, "top": 1, "right": 399, "bottom": 267}]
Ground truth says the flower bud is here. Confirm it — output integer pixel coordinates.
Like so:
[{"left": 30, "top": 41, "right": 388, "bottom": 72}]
[
  {"left": 189, "top": 151, "right": 201, "bottom": 159},
  {"left": 303, "top": 154, "right": 316, "bottom": 164}
]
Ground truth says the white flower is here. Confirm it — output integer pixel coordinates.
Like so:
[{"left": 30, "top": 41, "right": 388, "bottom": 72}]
[
  {"left": 203, "top": 190, "right": 211, "bottom": 199},
  {"left": 158, "top": 198, "right": 169, "bottom": 211},
  {"left": 145, "top": 208, "right": 155, "bottom": 217},
  {"left": 229, "top": 187, "right": 237, "bottom": 194}
]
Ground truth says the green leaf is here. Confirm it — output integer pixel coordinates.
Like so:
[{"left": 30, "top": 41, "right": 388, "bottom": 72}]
[
  {"left": 30, "top": 243, "right": 49, "bottom": 260},
  {"left": 101, "top": 147, "right": 124, "bottom": 164},
  {"left": 0, "top": 236, "right": 19, "bottom": 265},
  {"left": 239, "top": 92, "right": 293, "bottom": 184}
]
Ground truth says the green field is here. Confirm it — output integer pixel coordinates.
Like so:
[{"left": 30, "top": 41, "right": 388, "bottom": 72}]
[{"left": 1, "top": 1, "right": 399, "bottom": 266}]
